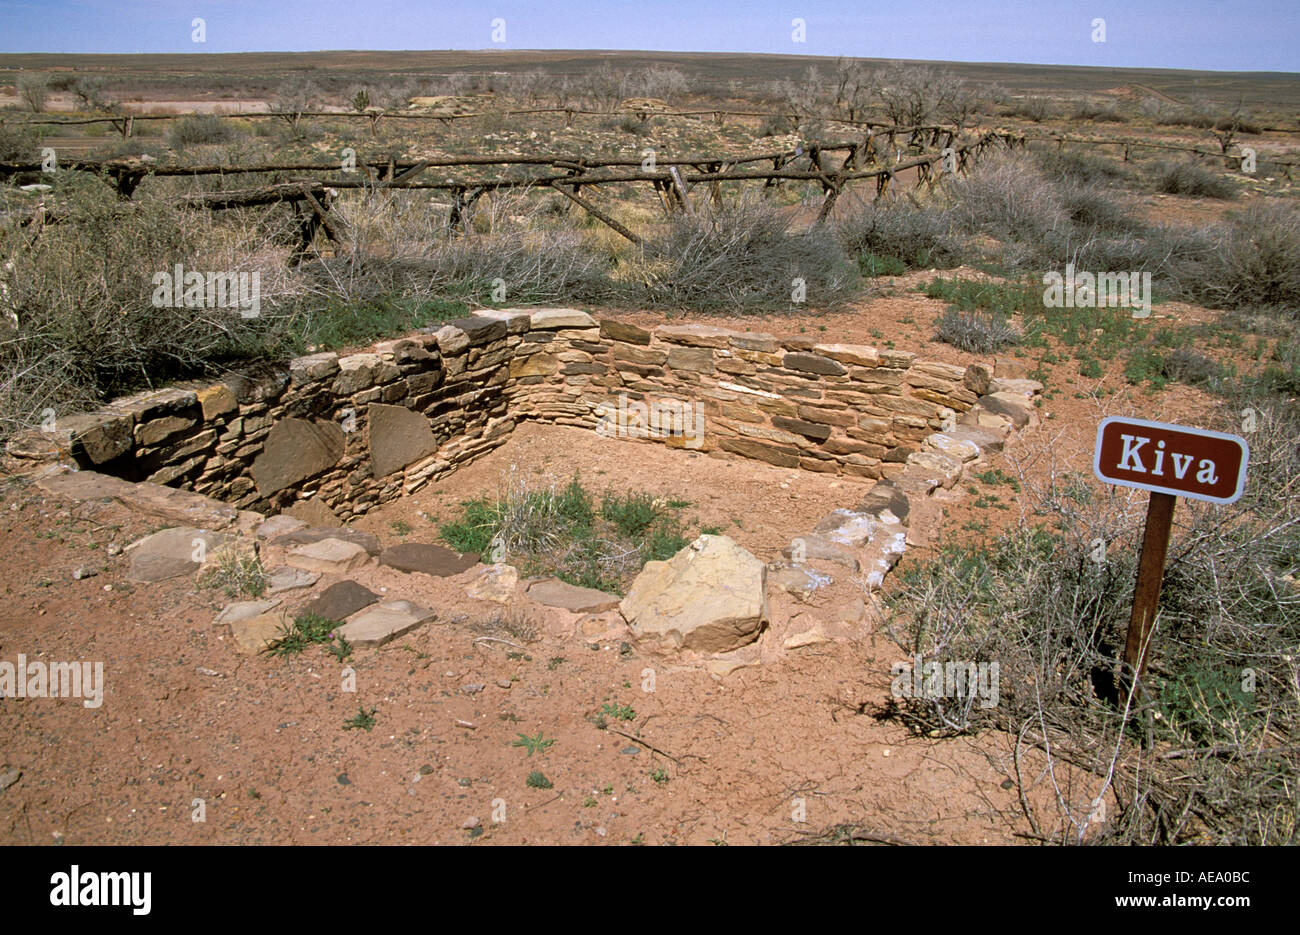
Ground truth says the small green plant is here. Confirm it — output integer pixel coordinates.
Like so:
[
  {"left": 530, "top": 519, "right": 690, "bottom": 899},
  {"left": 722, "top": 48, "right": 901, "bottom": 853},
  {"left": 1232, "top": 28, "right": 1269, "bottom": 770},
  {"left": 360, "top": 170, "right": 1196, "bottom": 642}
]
[
  {"left": 325, "top": 637, "right": 353, "bottom": 663},
  {"left": 343, "top": 706, "right": 377, "bottom": 731},
  {"left": 390, "top": 519, "right": 412, "bottom": 536},
  {"left": 1124, "top": 347, "right": 1170, "bottom": 390},
  {"left": 526, "top": 770, "right": 553, "bottom": 789},
  {"left": 859, "top": 251, "right": 909, "bottom": 277},
  {"left": 512, "top": 731, "right": 556, "bottom": 756},
  {"left": 600, "top": 702, "right": 636, "bottom": 722},
  {"left": 265, "top": 612, "right": 346, "bottom": 658},
  {"left": 547, "top": 656, "right": 566, "bottom": 671},
  {"left": 441, "top": 472, "right": 693, "bottom": 594},
  {"left": 650, "top": 768, "right": 670, "bottom": 784},
  {"left": 974, "top": 468, "right": 1021, "bottom": 491}
]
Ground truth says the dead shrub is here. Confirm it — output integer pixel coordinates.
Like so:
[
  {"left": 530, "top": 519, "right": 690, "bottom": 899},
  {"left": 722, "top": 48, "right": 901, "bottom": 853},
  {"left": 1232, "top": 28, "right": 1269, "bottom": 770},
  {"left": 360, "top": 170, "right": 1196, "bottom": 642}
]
[{"left": 629, "top": 194, "right": 857, "bottom": 312}]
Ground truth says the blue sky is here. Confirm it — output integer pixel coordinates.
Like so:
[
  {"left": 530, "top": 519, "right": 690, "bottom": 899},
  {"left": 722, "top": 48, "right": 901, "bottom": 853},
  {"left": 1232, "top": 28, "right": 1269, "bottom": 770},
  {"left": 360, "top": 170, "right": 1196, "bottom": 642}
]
[{"left": 0, "top": 0, "right": 1295, "bottom": 71}]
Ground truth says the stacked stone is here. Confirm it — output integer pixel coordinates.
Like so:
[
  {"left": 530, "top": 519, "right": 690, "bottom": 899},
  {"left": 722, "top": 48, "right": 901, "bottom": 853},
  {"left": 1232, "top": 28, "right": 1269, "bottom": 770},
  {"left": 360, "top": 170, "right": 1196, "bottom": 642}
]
[
  {"left": 507, "top": 308, "right": 611, "bottom": 429},
  {"left": 399, "top": 310, "right": 525, "bottom": 496},
  {"left": 5, "top": 309, "right": 1036, "bottom": 519},
  {"left": 510, "top": 320, "right": 991, "bottom": 480}
]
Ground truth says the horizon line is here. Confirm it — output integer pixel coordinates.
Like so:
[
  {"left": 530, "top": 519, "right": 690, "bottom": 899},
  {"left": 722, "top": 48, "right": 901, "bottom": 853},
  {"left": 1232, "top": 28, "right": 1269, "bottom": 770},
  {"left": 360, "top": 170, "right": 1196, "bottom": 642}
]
[{"left": 0, "top": 48, "right": 1295, "bottom": 77}]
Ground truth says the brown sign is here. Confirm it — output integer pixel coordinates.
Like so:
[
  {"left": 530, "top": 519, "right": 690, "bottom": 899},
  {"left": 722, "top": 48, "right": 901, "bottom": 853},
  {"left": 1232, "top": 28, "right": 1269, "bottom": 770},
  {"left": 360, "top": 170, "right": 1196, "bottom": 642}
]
[{"left": 1094, "top": 417, "right": 1249, "bottom": 505}]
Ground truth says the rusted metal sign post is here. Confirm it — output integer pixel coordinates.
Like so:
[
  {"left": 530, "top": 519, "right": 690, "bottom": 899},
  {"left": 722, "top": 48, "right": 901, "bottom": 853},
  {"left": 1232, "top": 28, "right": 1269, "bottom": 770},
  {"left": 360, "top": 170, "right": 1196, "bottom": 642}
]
[{"left": 1093, "top": 417, "right": 1249, "bottom": 681}]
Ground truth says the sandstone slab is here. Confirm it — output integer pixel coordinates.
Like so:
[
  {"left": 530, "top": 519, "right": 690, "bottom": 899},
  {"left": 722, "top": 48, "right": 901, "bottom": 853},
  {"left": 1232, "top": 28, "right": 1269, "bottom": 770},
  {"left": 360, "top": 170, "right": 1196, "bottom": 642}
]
[
  {"left": 300, "top": 580, "right": 378, "bottom": 620},
  {"left": 379, "top": 542, "right": 479, "bottom": 577},
  {"left": 978, "top": 392, "right": 1034, "bottom": 427},
  {"left": 620, "top": 535, "right": 767, "bottom": 654},
  {"left": 286, "top": 538, "right": 370, "bottom": 574},
  {"left": 529, "top": 309, "right": 595, "bottom": 330},
  {"left": 338, "top": 600, "right": 437, "bottom": 648},
  {"left": 126, "top": 526, "right": 229, "bottom": 582},
  {"left": 466, "top": 563, "right": 519, "bottom": 603},
  {"left": 781, "top": 534, "right": 862, "bottom": 571},
  {"left": 264, "top": 565, "right": 320, "bottom": 595},
  {"left": 271, "top": 525, "right": 381, "bottom": 556},
  {"left": 527, "top": 578, "right": 620, "bottom": 613},
  {"left": 925, "top": 433, "right": 980, "bottom": 463},
  {"left": 283, "top": 499, "right": 342, "bottom": 528},
  {"left": 368, "top": 403, "right": 437, "bottom": 479},
  {"left": 213, "top": 599, "right": 281, "bottom": 626},
  {"left": 230, "top": 611, "right": 291, "bottom": 655},
  {"left": 37, "top": 470, "right": 238, "bottom": 529},
  {"left": 250, "top": 418, "right": 344, "bottom": 495}
]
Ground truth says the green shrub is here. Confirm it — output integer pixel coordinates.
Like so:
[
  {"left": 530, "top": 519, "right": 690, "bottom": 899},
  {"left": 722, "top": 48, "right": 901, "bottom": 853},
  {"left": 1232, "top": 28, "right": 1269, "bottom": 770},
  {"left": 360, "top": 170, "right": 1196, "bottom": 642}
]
[
  {"left": 1172, "top": 200, "right": 1300, "bottom": 314},
  {"left": 837, "top": 200, "right": 966, "bottom": 272},
  {"left": 633, "top": 194, "right": 858, "bottom": 312},
  {"left": 440, "top": 473, "right": 696, "bottom": 594},
  {"left": 168, "top": 115, "right": 240, "bottom": 147},
  {"left": 1151, "top": 160, "right": 1237, "bottom": 199}
]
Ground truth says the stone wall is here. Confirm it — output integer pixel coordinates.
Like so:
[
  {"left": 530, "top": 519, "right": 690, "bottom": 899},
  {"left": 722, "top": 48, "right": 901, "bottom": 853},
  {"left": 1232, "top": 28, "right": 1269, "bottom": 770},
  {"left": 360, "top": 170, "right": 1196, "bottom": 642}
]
[
  {"left": 508, "top": 316, "right": 991, "bottom": 480},
  {"left": 7, "top": 308, "right": 1024, "bottom": 518}
]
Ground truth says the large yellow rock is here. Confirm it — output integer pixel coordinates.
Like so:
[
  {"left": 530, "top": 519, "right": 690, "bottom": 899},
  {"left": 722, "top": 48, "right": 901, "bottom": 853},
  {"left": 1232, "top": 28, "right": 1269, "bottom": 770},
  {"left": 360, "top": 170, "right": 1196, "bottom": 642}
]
[{"left": 620, "top": 535, "right": 767, "bottom": 654}]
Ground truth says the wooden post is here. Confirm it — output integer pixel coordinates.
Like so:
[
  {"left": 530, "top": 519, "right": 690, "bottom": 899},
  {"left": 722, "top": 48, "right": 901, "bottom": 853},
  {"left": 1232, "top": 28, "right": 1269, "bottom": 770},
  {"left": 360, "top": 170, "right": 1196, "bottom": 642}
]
[
  {"left": 1122, "top": 491, "right": 1177, "bottom": 681},
  {"left": 668, "top": 166, "right": 693, "bottom": 215},
  {"left": 549, "top": 181, "right": 642, "bottom": 245}
]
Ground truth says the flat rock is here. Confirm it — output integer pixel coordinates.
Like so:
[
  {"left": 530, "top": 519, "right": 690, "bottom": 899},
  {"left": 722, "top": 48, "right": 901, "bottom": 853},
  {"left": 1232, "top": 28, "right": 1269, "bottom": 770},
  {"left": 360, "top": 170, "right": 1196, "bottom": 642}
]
[
  {"left": 991, "top": 377, "right": 1043, "bottom": 396},
  {"left": 300, "top": 580, "right": 377, "bottom": 620},
  {"left": 379, "top": 542, "right": 479, "bottom": 577},
  {"left": 32, "top": 411, "right": 133, "bottom": 464},
  {"left": 621, "top": 535, "right": 767, "bottom": 654},
  {"left": 813, "top": 343, "right": 879, "bottom": 367},
  {"left": 780, "top": 534, "right": 862, "bottom": 571},
  {"left": 907, "top": 450, "right": 963, "bottom": 487},
  {"left": 945, "top": 425, "right": 1005, "bottom": 453},
  {"left": 37, "top": 470, "right": 237, "bottom": 529},
  {"left": 338, "top": 600, "right": 436, "bottom": 648},
  {"left": 254, "top": 514, "right": 308, "bottom": 540},
  {"left": 249, "top": 418, "right": 344, "bottom": 496},
  {"left": 599, "top": 320, "right": 652, "bottom": 345},
  {"left": 894, "top": 464, "right": 946, "bottom": 497},
  {"left": 783, "top": 352, "right": 846, "bottom": 376},
  {"left": 283, "top": 499, "right": 342, "bottom": 528},
  {"left": 368, "top": 403, "right": 438, "bottom": 479},
  {"left": 271, "top": 525, "right": 381, "bottom": 556},
  {"left": 213, "top": 599, "right": 281, "bottom": 626},
  {"left": 655, "top": 324, "right": 734, "bottom": 348},
  {"left": 811, "top": 509, "right": 878, "bottom": 548},
  {"left": 768, "top": 565, "right": 833, "bottom": 598},
  {"left": 530, "top": 308, "right": 595, "bottom": 330},
  {"left": 783, "top": 625, "right": 830, "bottom": 649},
  {"left": 229, "top": 611, "right": 291, "bottom": 655},
  {"left": 925, "top": 433, "right": 980, "bottom": 463},
  {"left": 465, "top": 563, "right": 519, "bottom": 603},
  {"left": 127, "top": 526, "right": 229, "bottom": 582},
  {"left": 978, "top": 392, "right": 1034, "bottom": 427},
  {"left": 854, "top": 481, "right": 911, "bottom": 526},
  {"left": 286, "top": 538, "right": 370, "bottom": 574},
  {"left": 443, "top": 316, "right": 508, "bottom": 345},
  {"left": 264, "top": 565, "right": 320, "bottom": 595},
  {"left": 527, "top": 578, "right": 620, "bottom": 613}
]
